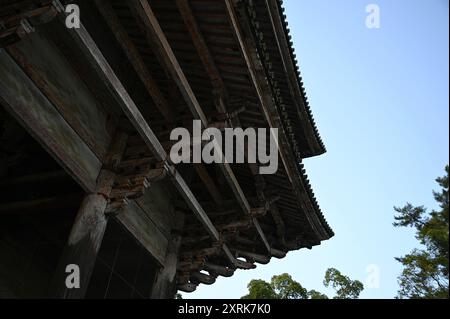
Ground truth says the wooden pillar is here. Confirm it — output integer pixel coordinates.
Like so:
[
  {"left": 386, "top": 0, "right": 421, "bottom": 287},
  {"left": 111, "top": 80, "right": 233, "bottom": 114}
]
[
  {"left": 50, "top": 191, "right": 109, "bottom": 298},
  {"left": 151, "top": 210, "right": 185, "bottom": 299},
  {"left": 50, "top": 133, "right": 128, "bottom": 298}
]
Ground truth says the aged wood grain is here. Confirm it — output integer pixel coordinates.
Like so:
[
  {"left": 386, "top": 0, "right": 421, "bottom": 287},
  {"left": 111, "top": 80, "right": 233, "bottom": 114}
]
[
  {"left": 116, "top": 200, "right": 168, "bottom": 265},
  {"left": 0, "top": 51, "right": 101, "bottom": 192},
  {"left": 9, "top": 31, "right": 112, "bottom": 160}
]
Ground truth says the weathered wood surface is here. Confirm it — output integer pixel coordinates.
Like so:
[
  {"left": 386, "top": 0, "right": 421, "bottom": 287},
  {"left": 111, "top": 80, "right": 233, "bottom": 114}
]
[
  {"left": 135, "top": 182, "right": 174, "bottom": 240},
  {"left": 203, "top": 262, "right": 234, "bottom": 278},
  {"left": 175, "top": 0, "right": 226, "bottom": 99},
  {"left": 50, "top": 133, "right": 128, "bottom": 299},
  {"left": 57, "top": 10, "right": 240, "bottom": 263},
  {"left": 8, "top": 31, "right": 112, "bottom": 160},
  {"left": 0, "top": 51, "right": 101, "bottom": 192},
  {"left": 116, "top": 200, "right": 168, "bottom": 265},
  {"left": 128, "top": 0, "right": 208, "bottom": 125},
  {"left": 193, "top": 164, "right": 224, "bottom": 206},
  {"left": 151, "top": 210, "right": 184, "bottom": 299},
  {"left": 131, "top": 0, "right": 272, "bottom": 255},
  {"left": 51, "top": 193, "right": 109, "bottom": 298},
  {"left": 190, "top": 271, "right": 216, "bottom": 285},
  {"left": 94, "top": 0, "right": 174, "bottom": 123}
]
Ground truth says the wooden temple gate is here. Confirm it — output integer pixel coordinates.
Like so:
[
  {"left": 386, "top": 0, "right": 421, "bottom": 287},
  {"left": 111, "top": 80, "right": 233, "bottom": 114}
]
[{"left": 0, "top": 0, "right": 333, "bottom": 298}]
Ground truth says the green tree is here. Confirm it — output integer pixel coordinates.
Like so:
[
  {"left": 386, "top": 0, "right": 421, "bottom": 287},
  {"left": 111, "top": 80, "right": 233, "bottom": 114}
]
[
  {"left": 241, "top": 279, "right": 279, "bottom": 299},
  {"left": 241, "top": 269, "right": 363, "bottom": 299},
  {"left": 307, "top": 290, "right": 329, "bottom": 299},
  {"left": 393, "top": 165, "right": 449, "bottom": 299},
  {"left": 271, "top": 273, "right": 308, "bottom": 299},
  {"left": 323, "top": 268, "right": 364, "bottom": 299}
]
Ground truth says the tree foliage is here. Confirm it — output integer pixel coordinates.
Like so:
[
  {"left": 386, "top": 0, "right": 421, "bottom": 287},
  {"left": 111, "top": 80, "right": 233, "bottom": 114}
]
[
  {"left": 271, "top": 273, "right": 308, "bottom": 299},
  {"left": 307, "top": 290, "right": 329, "bottom": 299},
  {"left": 241, "top": 269, "right": 363, "bottom": 299},
  {"left": 241, "top": 279, "right": 279, "bottom": 299},
  {"left": 393, "top": 165, "right": 449, "bottom": 299},
  {"left": 323, "top": 268, "right": 364, "bottom": 299}
]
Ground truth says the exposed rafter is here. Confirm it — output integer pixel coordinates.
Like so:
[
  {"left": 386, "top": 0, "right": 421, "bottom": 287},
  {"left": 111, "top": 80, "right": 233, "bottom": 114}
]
[
  {"left": 51, "top": 0, "right": 251, "bottom": 272},
  {"left": 171, "top": 0, "right": 274, "bottom": 255},
  {"left": 94, "top": 0, "right": 225, "bottom": 209},
  {"left": 93, "top": 0, "right": 174, "bottom": 123}
]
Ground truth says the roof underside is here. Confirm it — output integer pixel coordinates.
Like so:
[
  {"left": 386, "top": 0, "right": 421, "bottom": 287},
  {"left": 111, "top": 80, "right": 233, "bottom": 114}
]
[{"left": 0, "top": 0, "right": 333, "bottom": 291}]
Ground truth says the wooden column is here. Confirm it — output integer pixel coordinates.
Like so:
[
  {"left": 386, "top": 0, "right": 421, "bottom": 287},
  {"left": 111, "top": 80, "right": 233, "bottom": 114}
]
[
  {"left": 50, "top": 191, "right": 108, "bottom": 298},
  {"left": 51, "top": 133, "right": 128, "bottom": 298},
  {"left": 151, "top": 210, "right": 185, "bottom": 299}
]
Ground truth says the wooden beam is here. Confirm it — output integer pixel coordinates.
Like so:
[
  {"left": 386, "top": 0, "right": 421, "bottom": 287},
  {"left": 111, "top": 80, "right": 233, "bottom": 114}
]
[
  {"left": 175, "top": 0, "right": 227, "bottom": 99},
  {"left": 0, "top": 51, "right": 101, "bottom": 193},
  {"left": 7, "top": 33, "right": 113, "bottom": 161},
  {"left": 165, "top": 164, "right": 220, "bottom": 241},
  {"left": 183, "top": 216, "right": 253, "bottom": 234},
  {"left": 94, "top": 0, "right": 224, "bottom": 210},
  {"left": 0, "top": 4, "right": 57, "bottom": 48},
  {"left": 175, "top": 0, "right": 276, "bottom": 256},
  {"left": 93, "top": 0, "right": 174, "bottom": 123},
  {"left": 51, "top": 132, "right": 128, "bottom": 299},
  {"left": 254, "top": 173, "right": 287, "bottom": 251},
  {"left": 116, "top": 200, "right": 168, "bottom": 265},
  {"left": 128, "top": 0, "right": 208, "bottom": 124},
  {"left": 51, "top": 1, "right": 240, "bottom": 267},
  {"left": 269, "top": 202, "right": 287, "bottom": 248},
  {"left": 193, "top": 164, "right": 224, "bottom": 205},
  {"left": 129, "top": 0, "right": 272, "bottom": 254}
]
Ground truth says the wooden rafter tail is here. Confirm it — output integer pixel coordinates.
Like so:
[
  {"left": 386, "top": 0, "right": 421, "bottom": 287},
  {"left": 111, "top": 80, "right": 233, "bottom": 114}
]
[
  {"left": 236, "top": 250, "right": 271, "bottom": 265},
  {"left": 177, "top": 283, "right": 197, "bottom": 293},
  {"left": 203, "top": 262, "right": 235, "bottom": 278},
  {"left": 190, "top": 272, "right": 216, "bottom": 285}
]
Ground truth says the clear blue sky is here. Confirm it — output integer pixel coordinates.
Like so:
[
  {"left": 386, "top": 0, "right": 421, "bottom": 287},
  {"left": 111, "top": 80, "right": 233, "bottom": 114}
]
[{"left": 186, "top": 0, "right": 449, "bottom": 299}]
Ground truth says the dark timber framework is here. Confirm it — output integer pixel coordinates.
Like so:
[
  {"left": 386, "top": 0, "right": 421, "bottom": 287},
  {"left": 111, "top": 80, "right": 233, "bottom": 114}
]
[{"left": 0, "top": 0, "right": 333, "bottom": 298}]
